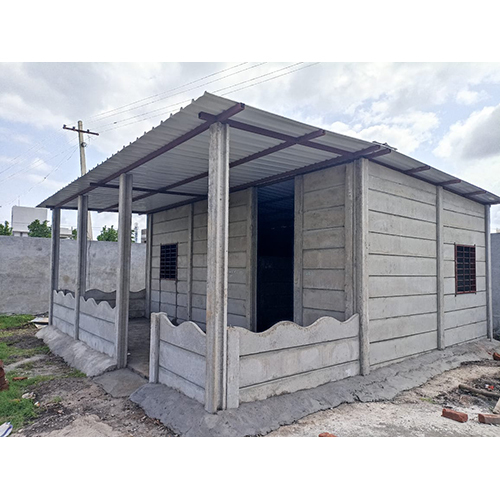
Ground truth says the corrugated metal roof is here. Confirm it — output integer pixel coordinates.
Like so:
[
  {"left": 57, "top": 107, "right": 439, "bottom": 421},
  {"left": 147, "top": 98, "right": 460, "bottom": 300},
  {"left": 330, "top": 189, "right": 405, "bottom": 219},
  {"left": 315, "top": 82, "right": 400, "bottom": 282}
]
[{"left": 38, "top": 92, "right": 500, "bottom": 212}]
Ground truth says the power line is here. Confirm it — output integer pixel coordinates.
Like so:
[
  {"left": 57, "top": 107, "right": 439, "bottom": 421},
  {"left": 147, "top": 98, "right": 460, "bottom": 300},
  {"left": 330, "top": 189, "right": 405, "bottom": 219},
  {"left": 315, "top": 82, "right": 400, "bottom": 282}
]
[
  {"left": 100, "top": 62, "right": 317, "bottom": 133},
  {"left": 4, "top": 145, "right": 79, "bottom": 207},
  {"left": 0, "top": 138, "right": 79, "bottom": 184},
  {"left": 220, "top": 62, "right": 320, "bottom": 97},
  {"left": 96, "top": 62, "right": 268, "bottom": 131},
  {"left": 82, "top": 62, "right": 252, "bottom": 126}
]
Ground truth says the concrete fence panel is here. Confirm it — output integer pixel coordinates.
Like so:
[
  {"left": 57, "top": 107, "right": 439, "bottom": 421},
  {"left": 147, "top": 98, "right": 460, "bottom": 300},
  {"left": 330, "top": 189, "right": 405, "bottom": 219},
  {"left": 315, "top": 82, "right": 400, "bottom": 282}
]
[
  {"left": 52, "top": 290, "right": 75, "bottom": 336},
  {"left": 78, "top": 296, "right": 116, "bottom": 358},
  {"left": 230, "top": 314, "right": 360, "bottom": 403},
  {"left": 150, "top": 312, "right": 207, "bottom": 404},
  {"left": 84, "top": 288, "right": 146, "bottom": 318}
]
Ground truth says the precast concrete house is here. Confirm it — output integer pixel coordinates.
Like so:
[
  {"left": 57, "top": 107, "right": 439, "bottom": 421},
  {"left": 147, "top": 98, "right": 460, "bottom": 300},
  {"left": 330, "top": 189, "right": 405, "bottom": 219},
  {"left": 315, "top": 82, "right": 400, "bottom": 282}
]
[{"left": 38, "top": 93, "right": 499, "bottom": 413}]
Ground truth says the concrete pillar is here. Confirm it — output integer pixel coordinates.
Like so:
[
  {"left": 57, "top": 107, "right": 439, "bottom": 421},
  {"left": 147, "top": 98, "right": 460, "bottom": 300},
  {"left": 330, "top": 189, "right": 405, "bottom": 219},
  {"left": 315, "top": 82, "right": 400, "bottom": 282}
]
[
  {"left": 186, "top": 205, "right": 194, "bottom": 321},
  {"left": 145, "top": 213, "right": 153, "bottom": 319},
  {"left": 485, "top": 205, "right": 493, "bottom": 340},
  {"left": 48, "top": 208, "right": 61, "bottom": 325},
  {"left": 205, "top": 122, "right": 230, "bottom": 413},
  {"left": 74, "top": 195, "right": 88, "bottom": 340},
  {"left": 149, "top": 312, "right": 160, "bottom": 383},
  {"left": 436, "top": 186, "right": 445, "bottom": 349},
  {"left": 354, "top": 158, "right": 370, "bottom": 375},
  {"left": 344, "top": 163, "right": 355, "bottom": 319},
  {"left": 246, "top": 187, "right": 257, "bottom": 330},
  {"left": 293, "top": 175, "right": 304, "bottom": 325},
  {"left": 115, "top": 173, "right": 133, "bottom": 368}
]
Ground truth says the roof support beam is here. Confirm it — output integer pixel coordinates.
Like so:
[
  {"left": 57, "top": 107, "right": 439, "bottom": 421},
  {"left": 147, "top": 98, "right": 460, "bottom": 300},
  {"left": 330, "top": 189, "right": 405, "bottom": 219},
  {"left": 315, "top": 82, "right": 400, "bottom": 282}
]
[
  {"left": 89, "top": 182, "right": 202, "bottom": 198},
  {"left": 230, "top": 145, "right": 388, "bottom": 193},
  {"left": 101, "top": 128, "right": 327, "bottom": 212},
  {"left": 405, "top": 165, "right": 431, "bottom": 174},
  {"left": 198, "top": 113, "right": 352, "bottom": 157},
  {"left": 54, "top": 102, "right": 245, "bottom": 208},
  {"left": 145, "top": 145, "right": 390, "bottom": 215},
  {"left": 438, "top": 179, "right": 461, "bottom": 186},
  {"left": 464, "top": 190, "right": 487, "bottom": 198}
]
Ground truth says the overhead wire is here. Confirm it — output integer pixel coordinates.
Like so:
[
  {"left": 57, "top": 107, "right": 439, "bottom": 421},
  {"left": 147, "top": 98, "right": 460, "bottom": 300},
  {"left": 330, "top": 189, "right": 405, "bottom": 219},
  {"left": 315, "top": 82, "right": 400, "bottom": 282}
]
[
  {"left": 81, "top": 62, "right": 252, "bottom": 126},
  {"left": 99, "top": 62, "right": 313, "bottom": 133},
  {"left": 4, "top": 144, "right": 79, "bottom": 207},
  {"left": 96, "top": 62, "right": 268, "bottom": 131}
]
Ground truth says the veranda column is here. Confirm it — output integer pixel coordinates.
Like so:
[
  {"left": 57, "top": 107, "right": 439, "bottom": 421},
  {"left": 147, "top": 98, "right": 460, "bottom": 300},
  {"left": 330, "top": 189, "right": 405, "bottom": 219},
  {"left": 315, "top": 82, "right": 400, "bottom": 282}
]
[
  {"left": 485, "top": 204, "right": 493, "bottom": 340},
  {"left": 205, "top": 122, "right": 230, "bottom": 413},
  {"left": 436, "top": 186, "right": 445, "bottom": 349},
  {"left": 48, "top": 207, "right": 61, "bottom": 325},
  {"left": 115, "top": 173, "right": 133, "bottom": 368},
  {"left": 145, "top": 213, "right": 153, "bottom": 319},
  {"left": 74, "top": 195, "right": 88, "bottom": 340},
  {"left": 355, "top": 158, "right": 370, "bottom": 375}
]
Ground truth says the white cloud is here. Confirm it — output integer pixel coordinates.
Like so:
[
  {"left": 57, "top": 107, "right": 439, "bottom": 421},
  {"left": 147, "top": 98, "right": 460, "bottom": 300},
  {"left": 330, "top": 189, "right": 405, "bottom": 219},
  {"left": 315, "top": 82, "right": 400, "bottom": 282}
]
[
  {"left": 326, "top": 110, "right": 439, "bottom": 155},
  {"left": 456, "top": 89, "right": 485, "bottom": 105},
  {"left": 434, "top": 104, "right": 500, "bottom": 160}
]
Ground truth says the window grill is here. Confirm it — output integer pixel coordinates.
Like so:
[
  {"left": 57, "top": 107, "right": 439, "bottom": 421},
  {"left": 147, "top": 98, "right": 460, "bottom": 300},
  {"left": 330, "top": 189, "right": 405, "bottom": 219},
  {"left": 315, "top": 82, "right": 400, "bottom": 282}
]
[
  {"left": 160, "top": 243, "right": 178, "bottom": 280},
  {"left": 455, "top": 244, "right": 476, "bottom": 294}
]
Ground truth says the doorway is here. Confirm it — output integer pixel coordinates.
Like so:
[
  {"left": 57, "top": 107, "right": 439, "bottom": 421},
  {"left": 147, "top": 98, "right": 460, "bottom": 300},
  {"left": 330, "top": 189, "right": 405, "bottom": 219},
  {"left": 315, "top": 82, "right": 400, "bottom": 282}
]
[{"left": 256, "top": 180, "right": 295, "bottom": 331}]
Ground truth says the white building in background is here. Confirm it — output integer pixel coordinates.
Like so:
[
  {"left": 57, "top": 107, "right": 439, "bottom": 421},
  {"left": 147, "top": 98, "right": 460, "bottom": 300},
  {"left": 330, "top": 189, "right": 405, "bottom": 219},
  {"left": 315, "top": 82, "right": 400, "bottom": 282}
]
[{"left": 11, "top": 205, "right": 72, "bottom": 238}]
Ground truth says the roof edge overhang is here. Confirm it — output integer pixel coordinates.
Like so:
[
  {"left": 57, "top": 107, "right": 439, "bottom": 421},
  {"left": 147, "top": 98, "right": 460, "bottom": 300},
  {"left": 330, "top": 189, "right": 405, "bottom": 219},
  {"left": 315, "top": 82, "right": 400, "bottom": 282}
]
[{"left": 37, "top": 92, "right": 500, "bottom": 213}]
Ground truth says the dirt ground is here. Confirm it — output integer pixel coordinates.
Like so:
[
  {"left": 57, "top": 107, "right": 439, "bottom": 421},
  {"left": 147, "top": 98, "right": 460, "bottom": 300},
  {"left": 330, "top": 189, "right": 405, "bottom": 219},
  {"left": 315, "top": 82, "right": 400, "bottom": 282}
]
[
  {"left": 2, "top": 325, "right": 176, "bottom": 437},
  {"left": 268, "top": 360, "right": 500, "bottom": 437},
  {"left": 3, "top": 324, "right": 500, "bottom": 437}
]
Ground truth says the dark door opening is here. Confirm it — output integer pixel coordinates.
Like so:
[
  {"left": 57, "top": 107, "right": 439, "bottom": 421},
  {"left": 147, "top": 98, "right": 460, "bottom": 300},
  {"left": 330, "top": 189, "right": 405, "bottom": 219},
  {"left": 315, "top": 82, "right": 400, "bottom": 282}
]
[{"left": 256, "top": 180, "right": 295, "bottom": 331}]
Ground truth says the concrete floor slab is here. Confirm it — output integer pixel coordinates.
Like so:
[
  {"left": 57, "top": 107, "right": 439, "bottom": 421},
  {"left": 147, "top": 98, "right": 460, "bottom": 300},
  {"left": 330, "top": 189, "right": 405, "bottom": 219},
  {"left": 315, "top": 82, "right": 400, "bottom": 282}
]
[
  {"left": 36, "top": 325, "right": 116, "bottom": 377},
  {"left": 130, "top": 338, "right": 500, "bottom": 437},
  {"left": 94, "top": 369, "right": 147, "bottom": 398},
  {"left": 127, "top": 318, "right": 150, "bottom": 378}
]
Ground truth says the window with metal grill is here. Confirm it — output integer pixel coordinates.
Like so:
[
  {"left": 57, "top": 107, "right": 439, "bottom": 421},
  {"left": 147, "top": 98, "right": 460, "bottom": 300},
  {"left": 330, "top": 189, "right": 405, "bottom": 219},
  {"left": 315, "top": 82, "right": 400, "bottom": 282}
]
[
  {"left": 160, "top": 244, "right": 178, "bottom": 280},
  {"left": 455, "top": 244, "right": 476, "bottom": 294}
]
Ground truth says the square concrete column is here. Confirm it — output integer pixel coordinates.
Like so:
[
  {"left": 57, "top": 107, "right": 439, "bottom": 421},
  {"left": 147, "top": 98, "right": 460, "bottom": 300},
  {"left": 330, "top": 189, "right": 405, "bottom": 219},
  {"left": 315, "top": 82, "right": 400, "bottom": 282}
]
[
  {"left": 436, "top": 186, "right": 445, "bottom": 349},
  {"left": 115, "top": 173, "right": 133, "bottom": 368},
  {"left": 145, "top": 213, "right": 153, "bottom": 319},
  {"left": 74, "top": 195, "right": 88, "bottom": 340},
  {"left": 354, "top": 158, "right": 370, "bottom": 375},
  {"left": 205, "top": 122, "right": 230, "bottom": 413},
  {"left": 485, "top": 205, "right": 493, "bottom": 340},
  {"left": 48, "top": 207, "right": 61, "bottom": 325}
]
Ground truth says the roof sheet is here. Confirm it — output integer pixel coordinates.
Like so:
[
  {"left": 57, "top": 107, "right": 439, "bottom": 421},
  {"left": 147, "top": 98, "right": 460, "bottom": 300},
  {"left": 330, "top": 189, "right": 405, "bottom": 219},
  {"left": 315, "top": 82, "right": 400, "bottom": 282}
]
[{"left": 38, "top": 92, "right": 500, "bottom": 212}]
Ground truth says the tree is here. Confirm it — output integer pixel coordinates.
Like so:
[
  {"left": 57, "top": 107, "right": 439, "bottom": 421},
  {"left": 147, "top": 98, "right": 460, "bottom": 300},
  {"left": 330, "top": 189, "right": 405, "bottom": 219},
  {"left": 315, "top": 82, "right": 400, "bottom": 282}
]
[
  {"left": 71, "top": 228, "right": 77, "bottom": 240},
  {"left": 97, "top": 225, "right": 118, "bottom": 242},
  {"left": 0, "top": 221, "right": 12, "bottom": 236},
  {"left": 28, "top": 219, "right": 51, "bottom": 238}
]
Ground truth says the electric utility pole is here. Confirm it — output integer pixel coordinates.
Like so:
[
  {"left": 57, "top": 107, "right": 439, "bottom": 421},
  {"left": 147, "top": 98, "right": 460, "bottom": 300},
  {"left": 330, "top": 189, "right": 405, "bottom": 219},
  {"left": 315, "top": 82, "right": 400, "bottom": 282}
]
[{"left": 63, "top": 121, "right": 99, "bottom": 240}]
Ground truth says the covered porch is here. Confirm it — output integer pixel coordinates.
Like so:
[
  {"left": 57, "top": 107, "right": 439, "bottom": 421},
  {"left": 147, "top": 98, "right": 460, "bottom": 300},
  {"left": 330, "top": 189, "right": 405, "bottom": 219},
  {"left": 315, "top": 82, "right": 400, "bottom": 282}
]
[{"left": 40, "top": 93, "right": 395, "bottom": 412}]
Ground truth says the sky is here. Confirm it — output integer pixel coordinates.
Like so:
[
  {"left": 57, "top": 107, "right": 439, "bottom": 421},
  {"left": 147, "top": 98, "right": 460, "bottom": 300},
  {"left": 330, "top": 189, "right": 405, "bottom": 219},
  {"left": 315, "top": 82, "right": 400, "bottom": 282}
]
[
  {"left": 0, "top": 62, "right": 500, "bottom": 238},
  {"left": 1, "top": 61, "right": 500, "bottom": 237}
]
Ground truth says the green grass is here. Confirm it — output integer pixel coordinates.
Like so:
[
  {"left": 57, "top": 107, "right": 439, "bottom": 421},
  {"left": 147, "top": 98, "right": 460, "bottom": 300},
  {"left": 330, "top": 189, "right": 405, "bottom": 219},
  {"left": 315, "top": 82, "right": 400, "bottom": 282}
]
[
  {"left": 64, "top": 368, "right": 86, "bottom": 378},
  {"left": 0, "top": 314, "right": 34, "bottom": 330},
  {"left": 0, "top": 374, "right": 55, "bottom": 430},
  {"left": 0, "top": 341, "right": 49, "bottom": 364}
]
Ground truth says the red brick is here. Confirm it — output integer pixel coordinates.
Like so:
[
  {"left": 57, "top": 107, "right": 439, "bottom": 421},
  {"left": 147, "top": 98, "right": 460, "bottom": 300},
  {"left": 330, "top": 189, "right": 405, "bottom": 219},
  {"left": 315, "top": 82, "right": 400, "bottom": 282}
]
[
  {"left": 318, "top": 432, "right": 337, "bottom": 437},
  {"left": 478, "top": 413, "right": 500, "bottom": 425},
  {"left": 442, "top": 408, "right": 468, "bottom": 423},
  {"left": 493, "top": 352, "right": 500, "bottom": 362}
]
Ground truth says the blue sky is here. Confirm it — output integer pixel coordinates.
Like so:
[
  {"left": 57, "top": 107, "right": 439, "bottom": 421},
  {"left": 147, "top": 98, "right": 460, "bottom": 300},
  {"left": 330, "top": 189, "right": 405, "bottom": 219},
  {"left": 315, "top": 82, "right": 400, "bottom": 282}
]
[{"left": 1, "top": 62, "right": 500, "bottom": 236}]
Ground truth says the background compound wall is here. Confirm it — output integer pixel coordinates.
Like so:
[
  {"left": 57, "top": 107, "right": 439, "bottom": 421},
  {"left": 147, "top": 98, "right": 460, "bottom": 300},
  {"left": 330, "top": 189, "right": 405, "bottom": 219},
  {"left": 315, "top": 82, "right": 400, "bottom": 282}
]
[{"left": 0, "top": 236, "right": 146, "bottom": 315}]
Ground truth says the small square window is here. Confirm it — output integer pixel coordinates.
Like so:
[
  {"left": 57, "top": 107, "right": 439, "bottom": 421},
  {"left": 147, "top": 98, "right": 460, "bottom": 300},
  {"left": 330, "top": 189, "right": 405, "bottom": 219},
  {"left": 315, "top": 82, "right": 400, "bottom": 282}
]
[
  {"left": 455, "top": 244, "right": 476, "bottom": 294},
  {"left": 160, "top": 244, "right": 178, "bottom": 280}
]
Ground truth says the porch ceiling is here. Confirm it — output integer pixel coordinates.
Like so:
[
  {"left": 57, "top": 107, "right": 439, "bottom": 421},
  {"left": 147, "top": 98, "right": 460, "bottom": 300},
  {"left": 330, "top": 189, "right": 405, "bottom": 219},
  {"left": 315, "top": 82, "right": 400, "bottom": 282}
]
[{"left": 38, "top": 92, "right": 500, "bottom": 213}]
